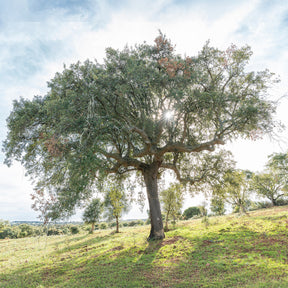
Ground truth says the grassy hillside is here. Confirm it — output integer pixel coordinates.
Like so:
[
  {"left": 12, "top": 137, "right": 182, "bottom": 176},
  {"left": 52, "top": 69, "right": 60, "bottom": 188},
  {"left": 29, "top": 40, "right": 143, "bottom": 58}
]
[{"left": 1, "top": 206, "right": 288, "bottom": 288}]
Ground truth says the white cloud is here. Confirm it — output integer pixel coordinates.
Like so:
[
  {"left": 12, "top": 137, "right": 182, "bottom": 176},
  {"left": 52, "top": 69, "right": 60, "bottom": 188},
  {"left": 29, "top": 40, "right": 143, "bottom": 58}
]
[{"left": 0, "top": 163, "right": 39, "bottom": 221}]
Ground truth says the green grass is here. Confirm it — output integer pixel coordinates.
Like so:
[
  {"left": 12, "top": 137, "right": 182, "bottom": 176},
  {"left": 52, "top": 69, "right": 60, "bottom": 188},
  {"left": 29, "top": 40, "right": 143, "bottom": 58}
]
[{"left": 1, "top": 206, "right": 288, "bottom": 287}]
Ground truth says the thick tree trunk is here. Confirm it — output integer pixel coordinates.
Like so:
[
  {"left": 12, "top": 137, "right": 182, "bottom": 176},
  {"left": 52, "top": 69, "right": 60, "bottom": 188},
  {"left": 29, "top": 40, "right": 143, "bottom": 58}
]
[
  {"left": 91, "top": 222, "right": 95, "bottom": 233},
  {"left": 143, "top": 162, "right": 165, "bottom": 240}
]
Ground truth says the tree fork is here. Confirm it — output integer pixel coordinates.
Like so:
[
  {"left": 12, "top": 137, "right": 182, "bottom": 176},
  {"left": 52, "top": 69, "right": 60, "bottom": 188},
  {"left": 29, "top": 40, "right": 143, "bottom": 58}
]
[{"left": 143, "top": 162, "right": 165, "bottom": 240}]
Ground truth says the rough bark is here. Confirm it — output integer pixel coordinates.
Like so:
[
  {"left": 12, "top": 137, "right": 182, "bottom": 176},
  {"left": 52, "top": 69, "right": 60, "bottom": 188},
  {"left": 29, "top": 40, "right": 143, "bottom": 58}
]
[{"left": 143, "top": 162, "right": 165, "bottom": 240}]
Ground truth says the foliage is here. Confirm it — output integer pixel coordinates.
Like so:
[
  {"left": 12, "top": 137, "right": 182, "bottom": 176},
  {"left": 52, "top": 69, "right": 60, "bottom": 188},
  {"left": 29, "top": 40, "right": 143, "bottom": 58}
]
[
  {"left": 251, "top": 152, "right": 288, "bottom": 206},
  {"left": 250, "top": 200, "right": 273, "bottom": 210},
  {"left": 0, "top": 223, "right": 84, "bottom": 239},
  {"left": 3, "top": 32, "right": 278, "bottom": 240},
  {"left": 30, "top": 189, "right": 57, "bottom": 224},
  {"left": 0, "top": 223, "right": 42, "bottom": 239},
  {"left": 125, "top": 220, "right": 145, "bottom": 227},
  {"left": 17, "top": 224, "right": 35, "bottom": 238},
  {"left": 198, "top": 201, "right": 208, "bottom": 217},
  {"left": 232, "top": 200, "right": 252, "bottom": 213},
  {"left": 210, "top": 195, "right": 226, "bottom": 215},
  {"left": 251, "top": 172, "right": 288, "bottom": 206},
  {"left": 274, "top": 198, "right": 288, "bottom": 206},
  {"left": 70, "top": 226, "right": 80, "bottom": 234},
  {"left": 267, "top": 151, "right": 288, "bottom": 179},
  {"left": 182, "top": 206, "right": 201, "bottom": 219},
  {"left": 99, "top": 222, "right": 107, "bottom": 230},
  {"left": 104, "top": 182, "right": 130, "bottom": 233},
  {"left": 0, "top": 220, "right": 9, "bottom": 233},
  {"left": 82, "top": 198, "right": 103, "bottom": 232},
  {"left": 214, "top": 169, "right": 252, "bottom": 214},
  {"left": 249, "top": 199, "right": 288, "bottom": 211},
  {"left": 0, "top": 225, "right": 20, "bottom": 239},
  {"left": 46, "top": 226, "right": 62, "bottom": 236},
  {"left": 160, "top": 183, "right": 184, "bottom": 231}
]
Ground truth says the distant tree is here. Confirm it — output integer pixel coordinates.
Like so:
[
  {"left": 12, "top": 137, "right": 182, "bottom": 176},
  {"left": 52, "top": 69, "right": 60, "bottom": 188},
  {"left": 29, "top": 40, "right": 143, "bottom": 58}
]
[
  {"left": 160, "top": 183, "right": 184, "bottom": 231},
  {"left": 251, "top": 173, "right": 288, "bottom": 206},
  {"left": 267, "top": 152, "right": 288, "bottom": 179},
  {"left": 82, "top": 198, "right": 103, "bottom": 232},
  {"left": 251, "top": 153, "right": 288, "bottom": 206},
  {"left": 214, "top": 170, "right": 252, "bottom": 215},
  {"left": 104, "top": 182, "right": 130, "bottom": 233},
  {"left": 182, "top": 206, "right": 201, "bottom": 219},
  {"left": 210, "top": 195, "right": 226, "bottom": 216},
  {"left": 0, "top": 220, "right": 9, "bottom": 233},
  {"left": 3, "top": 32, "right": 278, "bottom": 240}
]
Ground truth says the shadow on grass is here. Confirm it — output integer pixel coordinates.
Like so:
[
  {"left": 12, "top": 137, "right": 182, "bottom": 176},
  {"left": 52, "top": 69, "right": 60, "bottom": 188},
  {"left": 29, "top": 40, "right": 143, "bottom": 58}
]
[
  {"left": 156, "top": 224, "right": 288, "bottom": 287},
  {"left": 2, "top": 221, "right": 288, "bottom": 288},
  {"left": 50, "top": 233, "right": 111, "bottom": 255},
  {"left": 0, "top": 231, "right": 128, "bottom": 288}
]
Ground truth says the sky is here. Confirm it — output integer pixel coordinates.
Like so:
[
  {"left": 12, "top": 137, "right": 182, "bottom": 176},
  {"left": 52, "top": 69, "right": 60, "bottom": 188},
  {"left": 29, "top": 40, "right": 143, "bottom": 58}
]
[{"left": 0, "top": 0, "right": 288, "bottom": 222}]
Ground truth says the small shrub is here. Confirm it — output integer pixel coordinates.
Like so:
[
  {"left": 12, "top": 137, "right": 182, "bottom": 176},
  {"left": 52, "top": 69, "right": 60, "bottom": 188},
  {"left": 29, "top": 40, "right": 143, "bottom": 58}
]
[
  {"left": 47, "top": 227, "right": 61, "bottom": 236},
  {"left": 18, "top": 224, "right": 35, "bottom": 238},
  {"left": 136, "top": 220, "right": 144, "bottom": 226},
  {"left": 0, "top": 226, "right": 20, "bottom": 239},
  {"left": 275, "top": 198, "right": 288, "bottom": 206},
  {"left": 61, "top": 225, "right": 71, "bottom": 234},
  {"left": 182, "top": 207, "right": 201, "bottom": 220},
  {"left": 70, "top": 226, "right": 80, "bottom": 234},
  {"left": 128, "top": 221, "right": 137, "bottom": 227},
  {"left": 100, "top": 222, "right": 107, "bottom": 229}
]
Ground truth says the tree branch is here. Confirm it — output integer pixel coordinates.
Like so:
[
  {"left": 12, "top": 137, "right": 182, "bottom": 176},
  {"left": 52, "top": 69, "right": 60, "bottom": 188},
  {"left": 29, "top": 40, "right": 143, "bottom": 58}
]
[
  {"left": 160, "top": 162, "right": 181, "bottom": 180},
  {"left": 98, "top": 149, "right": 145, "bottom": 170},
  {"left": 129, "top": 126, "right": 151, "bottom": 144},
  {"left": 275, "top": 193, "right": 284, "bottom": 200},
  {"left": 160, "top": 162, "right": 212, "bottom": 186},
  {"left": 158, "top": 138, "right": 225, "bottom": 155}
]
